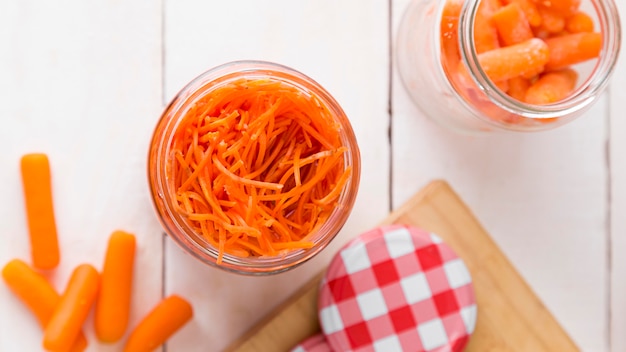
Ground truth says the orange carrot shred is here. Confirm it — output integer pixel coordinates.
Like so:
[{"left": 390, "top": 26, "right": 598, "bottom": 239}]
[{"left": 168, "top": 78, "right": 351, "bottom": 262}]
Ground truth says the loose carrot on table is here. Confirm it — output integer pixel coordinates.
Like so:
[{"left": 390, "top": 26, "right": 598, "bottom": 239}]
[
  {"left": 476, "top": 38, "right": 550, "bottom": 81},
  {"left": 43, "top": 264, "right": 99, "bottom": 352},
  {"left": 20, "top": 153, "right": 60, "bottom": 270},
  {"left": 544, "top": 32, "right": 602, "bottom": 70},
  {"left": 566, "top": 11, "right": 594, "bottom": 33},
  {"left": 492, "top": 3, "right": 534, "bottom": 45},
  {"left": 123, "top": 295, "right": 193, "bottom": 352},
  {"left": 1, "top": 259, "right": 87, "bottom": 352},
  {"left": 525, "top": 69, "right": 578, "bottom": 104},
  {"left": 94, "top": 231, "right": 136, "bottom": 343},
  {"left": 168, "top": 78, "right": 352, "bottom": 263}
]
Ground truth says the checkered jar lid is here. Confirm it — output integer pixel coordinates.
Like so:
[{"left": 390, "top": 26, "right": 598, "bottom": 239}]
[
  {"left": 318, "top": 225, "right": 477, "bottom": 352},
  {"left": 289, "top": 333, "right": 333, "bottom": 352}
]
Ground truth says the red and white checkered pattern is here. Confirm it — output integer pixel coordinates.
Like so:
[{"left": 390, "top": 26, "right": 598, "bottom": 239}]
[
  {"left": 290, "top": 333, "right": 333, "bottom": 352},
  {"left": 318, "top": 225, "right": 476, "bottom": 352}
]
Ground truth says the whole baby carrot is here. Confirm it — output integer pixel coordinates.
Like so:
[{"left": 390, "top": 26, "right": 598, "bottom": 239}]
[
  {"left": 506, "top": 0, "right": 542, "bottom": 27},
  {"left": 124, "top": 295, "right": 193, "bottom": 352},
  {"left": 508, "top": 76, "right": 532, "bottom": 101},
  {"left": 94, "top": 231, "right": 136, "bottom": 343},
  {"left": 477, "top": 38, "right": 550, "bottom": 82},
  {"left": 2, "top": 259, "right": 88, "bottom": 352},
  {"left": 544, "top": 32, "right": 602, "bottom": 70},
  {"left": 532, "top": 0, "right": 580, "bottom": 16},
  {"left": 43, "top": 264, "right": 99, "bottom": 352},
  {"left": 474, "top": 0, "right": 501, "bottom": 53},
  {"left": 492, "top": 3, "right": 534, "bottom": 45},
  {"left": 525, "top": 69, "right": 578, "bottom": 104},
  {"left": 566, "top": 11, "right": 594, "bottom": 33},
  {"left": 20, "top": 153, "right": 60, "bottom": 270},
  {"left": 538, "top": 6, "right": 566, "bottom": 33}
]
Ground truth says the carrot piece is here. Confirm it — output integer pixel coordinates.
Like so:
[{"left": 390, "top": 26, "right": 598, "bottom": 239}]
[
  {"left": 566, "top": 11, "right": 594, "bottom": 33},
  {"left": 477, "top": 38, "right": 550, "bottom": 81},
  {"left": 544, "top": 32, "right": 602, "bottom": 70},
  {"left": 43, "top": 264, "right": 100, "bottom": 352},
  {"left": 20, "top": 153, "right": 60, "bottom": 270},
  {"left": 94, "top": 231, "right": 136, "bottom": 343},
  {"left": 2, "top": 259, "right": 88, "bottom": 352},
  {"left": 525, "top": 69, "right": 578, "bottom": 104},
  {"left": 538, "top": 6, "right": 566, "bottom": 33},
  {"left": 474, "top": 0, "right": 501, "bottom": 53},
  {"left": 123, "top": 295, "right": 193, "bottom": 352},
  {"left": 506, "top": 0, "right": 542, "bottom": 27},
  {"left": 495, "top": 79, "right": 510, "bottom": 92},
  {"left": 533, "top": 0, "right": 580, "bottom": 16},
  {"left": 492, "top": 3, "right": 534, "bottom": 45},
  {"left": 508, "top": 77, "right": 532, "bottom": 101}
]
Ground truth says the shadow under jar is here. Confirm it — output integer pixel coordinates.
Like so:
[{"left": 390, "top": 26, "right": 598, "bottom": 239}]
[
  {"left": 148, "top": 61, "right": 361, "bottom": 275},
  {"left": 397, "top": 0, "right": 620, "bottom": 134}
]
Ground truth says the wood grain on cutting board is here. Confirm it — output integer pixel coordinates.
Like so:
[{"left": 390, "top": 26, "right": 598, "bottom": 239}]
[{"left": 226, "top": 181, "right": 578, "bottom": 352}]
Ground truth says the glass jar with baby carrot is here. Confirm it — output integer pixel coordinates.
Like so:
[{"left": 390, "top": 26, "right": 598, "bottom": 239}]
[
  {"left": 397, "top": 0, "right": 620, "bottom": 133},
  {"left": 148, "top": 61, "right": 361, "bottom": 275}
]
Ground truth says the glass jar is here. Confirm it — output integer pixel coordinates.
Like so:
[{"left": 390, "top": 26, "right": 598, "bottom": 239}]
[
  {"left": 148, "top": 61, "right": 361, "bottom": 275},
  {"left": 397, "top": 0, "right": 621, "bottom": 133}
]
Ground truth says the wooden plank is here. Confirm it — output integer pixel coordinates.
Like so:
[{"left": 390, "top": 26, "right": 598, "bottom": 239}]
[
  {"left": 391, "top": 0, "right": 610, "bottom": 349},
  {"left": 0, "top": 1, "right": 163, "bottom": 350},
  {"left": 227, "top": 181, "right": 578, "bottom": 352},
  {"left": 163, "top": 1, "right": 390, "bottom": 351}
]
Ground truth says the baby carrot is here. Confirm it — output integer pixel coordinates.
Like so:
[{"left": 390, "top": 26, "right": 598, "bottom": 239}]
[
  {"left": 533, "top": 0, "right": 580, "bottom": 16},
  {"left": 2, "top": 259, "right": 88, "bottom": 352},
  {"left": 474, "top": 0, "right": 501, "bottom": 53},
  {"left": 477, "top": 38, "right": 550, "bottom": 81},
  {"left": 508, "top": 76, "right": 532, "bottom": 101},
  {"left": 506, "top": 0, "right": 542, "bottom": 27},
  {"left": 566, "top": 11, "right": 594, "bottom": 33},
  {"left": 492, "top": 3, "right": 534, "bottom": 45},
  {"left": 43, "top": 264, "right": 99, "bottom": 352},
  {"left": 544, "top": 32, "right": 602, "bottom": 70},
  {"left": 20, "top": 153, "right": 60, "bottom": 270},
  {"left": 538, "top": 6, "right": 566, "bottom": 33},
  {"left": 525, "top": 69, "right": 578, "bottom": 104},
  {"left": 124, "top": 295, "right": 193, "bottom": 352},
  {"left": 94, "top": 231, "right": 136, "bottom": 343}
]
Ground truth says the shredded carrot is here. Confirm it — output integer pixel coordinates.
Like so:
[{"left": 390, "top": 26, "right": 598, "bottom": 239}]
[{"left": 168, "top": 78, "right": 351, "bottom": 263}]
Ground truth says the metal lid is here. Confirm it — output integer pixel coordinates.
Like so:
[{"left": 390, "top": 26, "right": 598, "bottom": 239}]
[{"left": 318, "top": 225, "right": 476, "bottom": 352}]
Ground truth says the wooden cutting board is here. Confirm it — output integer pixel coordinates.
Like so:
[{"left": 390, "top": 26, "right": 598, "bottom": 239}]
[{"left": 226, "top": 180, "right": 579, "bottom": 352}]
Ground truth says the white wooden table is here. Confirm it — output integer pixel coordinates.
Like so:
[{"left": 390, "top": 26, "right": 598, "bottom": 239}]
[{"left": 1, "top": 1, "right": 624, "bottom": 351}]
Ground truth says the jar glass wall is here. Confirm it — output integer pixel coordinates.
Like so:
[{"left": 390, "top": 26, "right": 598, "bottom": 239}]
[
  {"left": 397, "top": 0, "right": 620, "bottom": 133},
  {"left": 148, "top": 61, "right": 361, "bottom": 275}
]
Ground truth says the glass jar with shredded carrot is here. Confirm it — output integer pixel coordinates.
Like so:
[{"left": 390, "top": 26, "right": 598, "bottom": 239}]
[
  {"left": 396, "top": 0, "right": 620, "bottom": 133},
  {"left": 148, "top": 61, "right": 360, "bottom": 274}
]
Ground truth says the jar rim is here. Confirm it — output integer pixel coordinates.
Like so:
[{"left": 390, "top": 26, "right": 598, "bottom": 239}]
[
  {"left": 457, "top": 0, "right": 621, "bottom": 121},
  {"left": 148, "top": 60, "right": 361, "bottom": 275}
]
